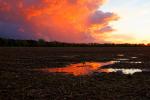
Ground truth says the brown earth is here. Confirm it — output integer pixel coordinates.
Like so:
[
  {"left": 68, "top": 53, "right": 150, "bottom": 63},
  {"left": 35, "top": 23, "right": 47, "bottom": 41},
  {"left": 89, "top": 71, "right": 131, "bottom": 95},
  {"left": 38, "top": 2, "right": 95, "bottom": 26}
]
[{"left": 0, "top": 47, "right": 150, "bottom": 100}]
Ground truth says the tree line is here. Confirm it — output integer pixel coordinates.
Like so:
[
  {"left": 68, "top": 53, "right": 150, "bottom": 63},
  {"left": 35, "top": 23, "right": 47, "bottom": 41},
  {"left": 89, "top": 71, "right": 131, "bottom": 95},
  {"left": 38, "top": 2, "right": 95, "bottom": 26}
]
[{"left": 0, "top": 37, "right": 149, "bottom": 47}]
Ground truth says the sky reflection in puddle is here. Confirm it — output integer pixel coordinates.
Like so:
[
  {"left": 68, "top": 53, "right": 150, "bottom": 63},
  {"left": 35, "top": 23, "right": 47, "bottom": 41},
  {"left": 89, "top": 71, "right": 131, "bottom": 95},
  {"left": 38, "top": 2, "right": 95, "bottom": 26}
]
[
  {"left": 116, "top": 58, "right": 129, "bottom": 61},
  {"left": 41, "top": 61, "right": 114, "bottom": 76},
  {"left": 115, "top": 61, "right": 143, "bottom": 64},
  {"left": 131, "top": 57, "right": 138, "bottom": 59},
  {"left": 100, "top": 68, "right": 143, "bottom": 75},
  {"left": 40, "top": 61, "right": 148, "bottom": 76},
  {"left": 117, "top": 54, "right": 124, "bottom": 57}
]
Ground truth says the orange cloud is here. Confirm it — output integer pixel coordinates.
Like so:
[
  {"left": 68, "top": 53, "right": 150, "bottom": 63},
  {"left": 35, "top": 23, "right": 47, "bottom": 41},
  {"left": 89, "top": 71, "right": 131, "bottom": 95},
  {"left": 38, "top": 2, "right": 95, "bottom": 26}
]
[{"left": 0, "top": 0, "right": 118, "bottom": 42}]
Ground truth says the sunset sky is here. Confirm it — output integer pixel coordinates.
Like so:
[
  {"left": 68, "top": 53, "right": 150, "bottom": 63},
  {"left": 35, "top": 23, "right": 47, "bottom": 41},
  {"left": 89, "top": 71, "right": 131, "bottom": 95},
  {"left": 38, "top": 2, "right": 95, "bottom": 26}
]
[
  {"left": 0, "top": 0, "right": 149, "bottom": 43},
  {"left": 101, "top": 0, "right": 150, "bottom": 43}
]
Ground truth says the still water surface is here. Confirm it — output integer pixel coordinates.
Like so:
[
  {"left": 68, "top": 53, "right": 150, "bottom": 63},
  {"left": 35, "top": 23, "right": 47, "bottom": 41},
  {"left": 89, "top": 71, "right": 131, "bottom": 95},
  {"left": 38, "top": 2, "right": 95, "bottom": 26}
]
[{"left": 40, "top": 61, "right": 148, "bottom": 76}]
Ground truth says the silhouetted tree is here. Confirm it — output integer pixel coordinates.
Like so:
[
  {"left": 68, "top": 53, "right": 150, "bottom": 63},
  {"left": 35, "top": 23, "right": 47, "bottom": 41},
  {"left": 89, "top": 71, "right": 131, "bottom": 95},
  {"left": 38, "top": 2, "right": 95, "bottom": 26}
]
[
  {"left": 0, "top": 37, "right": 148, "bottom": 47},
  {"left": 38, "top": 39, "right": 47, "bottom": 46}
]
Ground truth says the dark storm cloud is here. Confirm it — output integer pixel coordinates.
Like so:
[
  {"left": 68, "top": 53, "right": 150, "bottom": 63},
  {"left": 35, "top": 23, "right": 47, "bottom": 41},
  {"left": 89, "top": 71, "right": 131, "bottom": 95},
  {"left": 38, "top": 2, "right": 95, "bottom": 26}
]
[{"left": 0, "top": 0, "right": 118, "bottom": 42}]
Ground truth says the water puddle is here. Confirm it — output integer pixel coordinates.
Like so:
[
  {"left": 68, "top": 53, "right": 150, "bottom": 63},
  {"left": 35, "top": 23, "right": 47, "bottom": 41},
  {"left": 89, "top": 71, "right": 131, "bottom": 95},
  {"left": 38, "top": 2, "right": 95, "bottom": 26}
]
[
  {"left": 129, "top": 61, "right": 142, "bottom": 64},
  {"left": 98, "top": 68, "right": 143, "bottom": 75},
  {"left": 114, "top": 61, "right": 143, "bottom": 64},
  {"left": 117, "top": 54, "right": 124, "bottom": 57},
  {"left": 38, "top": 61, "right": 149, "bottom": 76},
  {"left": 40, "top": 61, "right": 114, "bottom": 76},
  {"left": 116, "top": 58, "right": 129, "bottom": 61},
  {"left": 114, "top": 56, "right": 141, "bottom": 64},
  {"left": 131, "top": 57, "right": 138, "bottom": 59}
]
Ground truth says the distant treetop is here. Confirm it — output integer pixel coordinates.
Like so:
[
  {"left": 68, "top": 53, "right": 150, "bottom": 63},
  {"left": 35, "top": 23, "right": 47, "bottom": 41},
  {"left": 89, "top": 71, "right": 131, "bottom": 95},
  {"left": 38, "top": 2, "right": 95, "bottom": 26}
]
[{"left": 0, "top": 37, "right": 148, "bottom": 47}]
